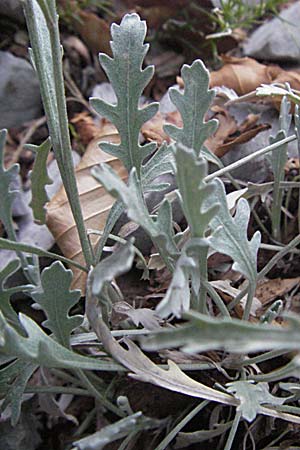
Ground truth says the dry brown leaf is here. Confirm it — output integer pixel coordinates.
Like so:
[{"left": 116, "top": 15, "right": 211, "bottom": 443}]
[
  {"left": 285, "top": 157, "right": 299, "bottom": 174},
  {"left": 141, "top": 110, "right": 182, "bottom": 145},
  {"left": 136, "top": 5, "right": 179, "bottom": 29},
  {"left": 142, "top": 105, "right": 269, "bottom": 158},
  {"left": 255, "top": 277, "right": 300, "bottom": 305},
  {"left": 74, "top": 10, "right": 112, "bottom": 56},
  {"left": 46, "top": 123, "right": 127, "bottom": 292},
  {"left": 70, "top": 112, "right": 101, "bottom": 146},
  {"left": 205, "top": 105, "right": 238, "bottom": 156},
  {"left": 207, "top": 109, "right": 271, "bottom": 158},
  {"left": 208, "top": 56, "right": 300, "bottom": 110},
  {"left": 209, "top": 56, "right": 281, "bottom": 95}
]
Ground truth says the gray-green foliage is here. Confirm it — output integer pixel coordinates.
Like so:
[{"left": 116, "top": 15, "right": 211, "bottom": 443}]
[
  {"left": 90, "top": 13, "right": 158, "bottom": 176},
  {"left": 208, "top": 180, "right": 261, "bottom": 284},
  {"left": 0, "top": 130, "right": 19, "bottom": 235},
  {"left": 26, "top": 138, "right": 53, "bottom": 224},
  {"left": 269, "top": 96, "right": 291, "bottom": 240},
  {"left": 142, "top": 310, "right": 300, "bottom": 354},
  {"left": 226, "top": 380, "right": 285, "bottom": 422},
  {"left": 175, "top": 145, "right": 219, "bottom": 238},
  {"left": 31, "top": 261, "right": 82, "bottom": 347},
  {"left": 2, "top": 4, "right": 300, "bottom": 448},
  {"left": 164, "top": 60, "right": 218, "bottom": 153},
  {"left": 73, "top": 412, "right": 162, "bottom": 450}
]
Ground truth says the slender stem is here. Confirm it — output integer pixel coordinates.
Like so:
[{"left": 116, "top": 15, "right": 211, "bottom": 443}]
[
  {"left": 154, "top": 400, "right": 209, "bottom": 450},
  {"left": 25, "top": 386, "right": 90, "bottom": 396},
  {"left": 258, "top": 233, "right": 300, "bottom": 280},
  {"left": 46, "top": 6, "right": 93, "bottom": 267},
  {"left": 204, "top": 281, "right": 230, "bottom": 317},
  {"left": 241, "top": 349, "right": 289, "bottom": 367},
  {"left": 76, "top": 369, "right": 125, "bottom": 418},
  {"left": 227, "top": 285, "right": 249, "bottom": 312},
  {"left": 24, "top": 0, "right": 93, "bottom": 268},
  {"left": 3, "top": 217, "right": 32, "bottom": 280},
  {"left": 205, "top": 135, "right": 297, "bottom": 182},
  {"left": 198, "top": 246, "right": 209, "bottom": 314},
  {"left": 242, "top": 281, "right": 256, "bottom": 321},
  {"left": 224, "top": 410, "right": 241, "bottom": 450}
]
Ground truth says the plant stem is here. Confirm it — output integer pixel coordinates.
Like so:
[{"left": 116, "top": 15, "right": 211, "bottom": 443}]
[
  {"left": 258, "top": 233, "right": 300, "bottom": 280},
  {"left": 242, "top": 281, "right": 256, "bottom": 321},
  {"left": 205, "top": 135, "right": 297, "bottom": 182},
  {"left": 224, "top": 410, "right": 241, "bottom": 450},
  {"left": 46, "top": 2, "right": 93, "bottom": 267},
  {"left": 76, "top": 369, "right": 125, "bottom": 418},
  {"left": 24, "top": 0, "right": 93, "bottom": 268},
  {"left": 154, "top": 400, "right": 209, "bottom": 450}
]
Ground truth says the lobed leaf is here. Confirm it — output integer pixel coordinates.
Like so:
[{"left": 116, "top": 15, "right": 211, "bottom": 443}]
[
  {"left": 141, "top": 142, "right": 175, "bottom": 192},
  {"left": 0, "top": 129, "right": 20, "bottom": 232},
  {"left": 90, "top": 13, "right": 158, "bottom": 175},
  {"left": 91, "top": 241, "right": 135, "bottom": 296},
  {"left": 226, "top": 381, "right": 285, "bottom": 422},
  {"left": 31, "top": 261, "right": 82, "bottom": 348},
  {"left": 156, "top": 256, "right": 194, "bottom": 319},
  {"left": 92, "top": 164, "right": 178, "bottom": 266},
  {"left": 142, "top": 310, "right": 300, "bottom": 354},
  {"left": 0, "top": 311, "right": 122, "bottom": 371},
  {"left": 164, "top": 60, "right": 218, "bottom": 154},
  {"left": 208, "top": 180, "right": 260, "bottom": 283},
  {"left": 0, "top": 260, "right": 24, "bottom": 330},
  {"left": 26, "top": 137, "right": 53, "bottom": 224},
  {"left": 0, "top": 360, "right": 37, "bottom": 425},
  {"left": 175, "top": 145, "right": 219, "bottom": 237}
]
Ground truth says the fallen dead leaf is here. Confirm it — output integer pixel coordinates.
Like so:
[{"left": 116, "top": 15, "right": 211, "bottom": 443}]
[
  {"left": 209, "top": 56, "right": 281, "bottom": 95},
  {"left": 70, "top": 112, "right": 102, "bottom": 147},
  {"left": 207, "top": 109, "right": 271, "bottom": 158},
  {"left": 142, "top": 105, "right": 270, "bottom": 158},
  {"left": 285, "top": 157, "right": 299, "bottom": 174},
  {"left": 141, "top": 110, "right": 182, "bottom": 145},
  {"left": 177, "top": 56, "right": 300, "bottom": 108},
  {"left": 46, "top": 123, "right": 127, "bottom": 292},
  {"left": 255, "top": 277, "right": 300, "bottom": 305}
]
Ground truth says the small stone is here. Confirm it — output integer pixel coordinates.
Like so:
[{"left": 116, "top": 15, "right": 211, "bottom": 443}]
[
  {"left": 243, "top": 2, "right": 300, "bottom": 62},
  {"left": 0, "top": 51, "right": 42, "bottom": 129},
  {"left": 1, "top": 0, "right": 24, "bottom": 24}
]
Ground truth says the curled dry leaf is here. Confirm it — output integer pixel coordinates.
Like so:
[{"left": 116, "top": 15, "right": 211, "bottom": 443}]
[
  {"left": 46, "top": 123, "right": 127, "bottom": 292},
  {"left": 208, "top": 56, "right": 300, "bottom": 111},
  {"left": 206, "top": 109, "right": 271, "bottom": 158},
  {"left": 209, "top": 56, "right": 281, "bottom": 95},
  {"left": 70, "top": 112, "right": 102, "bottom": 147},
  {"left": 255, "top": 277, "right": 300, "bottom": 306},
  {"left": 142, "top": 105, "right": 269, "bottom": 158},
  {"left": 178, "top": 56, "right": 300, "bottom": 105}
]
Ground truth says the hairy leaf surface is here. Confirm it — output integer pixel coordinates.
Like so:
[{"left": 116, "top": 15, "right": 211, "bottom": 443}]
[
  {"left": 208, "top": 180, "right": 260, "bottom": 283},
  {"left": 0, "top": 311, "right": 122, "bottom": 371},
  {"left": 0, "top": 130, "right": 20, "bottom": 232},
  {"left": 164, "top": 60, "right": 218, "bottom": 154},
  {"left": 142, "top": 310, "right": 300, "bottom": 354},
  {"left": 92, "top": 164, "right": 178, "bottom": 266},
  {"left": 31, "top": 261, "right": 82, "bottom": 347},
  {"left": 26, "top": 138, "right": 53, "bottom": 224},
  {"left": 175, "top": 145, "right": 219, "bottom": 237},
  {"left": 90, "top": 13, "right": 158, "bottom": 175},
  {"left": 226, "top": 381, "right": 285, "bottom": 422}
]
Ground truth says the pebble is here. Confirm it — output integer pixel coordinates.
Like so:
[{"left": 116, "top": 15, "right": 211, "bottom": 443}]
[
  {"left": 243, "top": 2, "right": 300, "bottom": 63},
  {"left": 0, "top": 51, "right": 42, "bottom": 129},
  {"left": 1, "top": 0, "right": 24, "bottom": 24}
]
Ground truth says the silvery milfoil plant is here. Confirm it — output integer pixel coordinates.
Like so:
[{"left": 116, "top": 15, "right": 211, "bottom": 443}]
[{"left": 1, "top": 2, "right": 300, "bottom": 448}]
